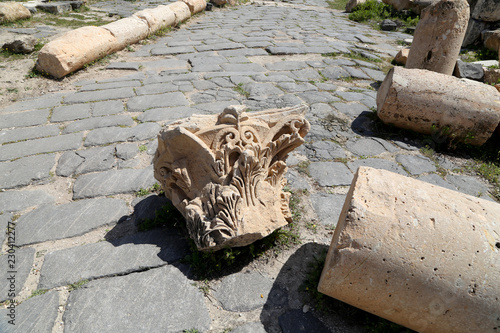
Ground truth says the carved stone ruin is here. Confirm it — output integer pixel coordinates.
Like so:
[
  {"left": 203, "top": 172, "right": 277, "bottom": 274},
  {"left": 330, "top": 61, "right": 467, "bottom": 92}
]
[{"left": 153, "top": 105, "right": 310, "bottom": 251}]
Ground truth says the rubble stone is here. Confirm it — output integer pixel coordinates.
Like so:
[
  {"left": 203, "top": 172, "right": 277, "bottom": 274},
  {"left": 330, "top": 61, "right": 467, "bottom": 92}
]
[{"left": 0, "top": 2, "right": 31, "bottom": 23}]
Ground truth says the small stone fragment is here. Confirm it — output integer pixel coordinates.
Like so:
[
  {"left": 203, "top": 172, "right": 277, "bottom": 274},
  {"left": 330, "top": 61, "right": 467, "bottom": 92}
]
[
  {"left": 380, "top": 19, "right": 397, "bottom": 31},
  {"left": 393, "top": 47, "right": 410, "bottom": 65},
  {"left": 2, "top": 35, "right": 36, "bottom": 54}
]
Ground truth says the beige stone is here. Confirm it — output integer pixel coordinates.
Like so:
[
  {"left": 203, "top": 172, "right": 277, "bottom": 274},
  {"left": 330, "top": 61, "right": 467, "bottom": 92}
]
[
  {"left": 102, "top": 16, "right": 150, "bottom": 50},
  {"left": 484, "top": 67, "right": 500, "bottom": 85},
  {"left": 0, "top": 2, "right": 31, "bottom": 23},
  {"left": 180, "top": 0, "right": 206, "bottom": 14},
  {"left": 318, "top": 166, "right": 500, "bottom": 333},
  {"left": 167, "top": 1, "right": 191, "bottom": 26},
  {"left": 377, "top": 66, "right": 500, "bottom": 146},
  {"left": 345, "top": 0, "right": 367, "bottom": 12},
  {"left": 394, "top": 47, "right": 410, "bottom": 65},
  {"left": 134, "top": 5, "right": 176, "bottom": 33},
  {"left": 36, "top": 26, "right": 119, "bottom": 79},
  {"left": 406, "top": 0, "right": 469, "bottom": 75},
  {"left": 153, "top": 105, "right": 310, "bottom": 251},
  {"left": 482, "top": 29, "right": 500, "bottom": 52},
  {"left": 382, "top": 0, "right": 413, "bottom": 11}
]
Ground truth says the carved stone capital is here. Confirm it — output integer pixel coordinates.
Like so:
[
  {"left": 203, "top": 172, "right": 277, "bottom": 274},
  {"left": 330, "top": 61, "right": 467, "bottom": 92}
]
[{"left": 153, "top": 104, "right": 310, "bottom": 251}]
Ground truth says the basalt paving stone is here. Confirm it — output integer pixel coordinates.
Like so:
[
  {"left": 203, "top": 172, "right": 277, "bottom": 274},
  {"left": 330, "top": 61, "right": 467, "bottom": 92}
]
[
  {"left": 0, "top": 213, "right": 11, "bottom": 246},
  {"left": 218, "top": 48, "right": 268, "bottom": 57},
  {"left": 127, "top": 92, "right": 189, "bottom": 112},
  {"left": 362, "top": 67, "right": 387, "bottom": 81},
  {"left": 371, "top": 137, "right": 399, "bottom": 153},
  {"left": 298, "top": 91, "right": 340, "bottom": 104},
  {"left": 79, "top": 80, "right": 141, "bottom": 92},
  {"left": 214, "top": 271, "right": 287, "bottom": 312},
  {"left": 342, "top": 66, "right": 371, "bottom": 79},
  {"left": 0, "top": 248, "right": 35, "bottom": 302},
  {"left": 0, "top": 190, "right": 54, "bottom": 213},
  {"left": 266, "top": 46, "right": 307, "bottom": 55},
  {"left": 56, "top": 146, "right": 116, "bottom": 177},
  {"left": 92, "top": 100, "right": 125, "bottom": 116},
  {"left": 290, "top": 68, "right": 323, "bottom": 81},
  {"left": 278, "top": 309, "right": 331, "bottom": 333},
  {"left": 62, "top": 265, "right": 211, "bottom": 333},
  {"left": 106, "top": 62, "right": 141, "bottom": 71},
  {"left": 0, "top": 109, "right": 50, "bottom": 129},
  {"left": 396, "top": 154, "right": 437, "bottom": 175},
  {"left": 64, "top": 87, "right": 136, "bottom": 104},
  {"left": 0, "top": 154, "right": 56, "bottom": 189},
  {"left": 39, "top": 227, "right": 189, "bottom": 289},
  {"left": 0, "top": 133, "right": 83, "bottom": 162},
  {"left": 346, "top": 138, "right": 387, "bottom": 156},
  {"left": 332, "top": 102, "right": 368, "bottom": 118},
  {"left": 62, "top": 114, "right": 135, "bottom": 134},
  {"left": 253, "top": 73, "right": 295, "bottom": 82},
  {"left": 305, "top": 140, "right": 347, "bottom": 160},
  {"left": 446, "top": 175, "right": 491, "bottom": 198},
  {"left": 278, "top": 82, "right": 318, "bottom": 93},
  {"left": 221, "top": 63, "right": 267, "bottom": 72},
  {"left": 73, "top": 167, "right": 156, "bottom": 199},
  {"left": 150, "top": 46, "right": 196, "bottom": 55},
  {"left": 308, "top": 161, "right": 353, "bottom": 186},
  {"left": 244, "top": 83, "right": 283, "bottom": 100},
  {"left": 195, "top": 42, "right": 245, "bottom": 52},
  {"left": 265, "top": 61, "right": 310, "bottom": 71},
  {"left": 15, "top": 198, "right": 128, "bottom": 246},
  {"left": 0, "top": 94, "right": 62, "bottom": 114},
  {"left": 231, "top": 322, "right": 267, "bottom": 333},
  {"left": 0, "top": 290, "right": 59, "bottom": 333},
  {"left": 311, "top": 192, "right": 346, "bottom": 226},
  {"left": 286, "top": 169, "right": 311, "bottom": 191},
  {"left": 323, "top": 58, "right": 356, "bottom": 67},
  {"left": 84, "top": 123, "right": 161, "bottom": 146},
  {"left": 320, "top": 66, "right": 350, "bottom": 80},
  {"left": 417, "top": 174, "right": 457, "bottom": 191},
  {"left": 335, "top": 91, "right": 367, "bottom": 101},
  {"left": 0, "top": 125, "right": 60, "bottom": 144},
  {"left": 51, "top": 103, "right": 92, "bottom": 122},
  {"left": 115, "top": 143, "right": 138, "bottom": 160},
  {"left": 134, "top": 83, "right": 178, "bottom": 96},
  {"left": 347, "top": 158, "right": 407, "bottom": 175}
]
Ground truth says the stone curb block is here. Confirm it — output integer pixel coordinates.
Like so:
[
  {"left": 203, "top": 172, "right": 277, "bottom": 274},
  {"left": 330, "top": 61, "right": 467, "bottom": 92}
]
[
  {"left": 318, "top": 166, "right": 500, "bottom": 333},
  {"left": 36, "top": 1, "right": 197, "bottom": 78}
]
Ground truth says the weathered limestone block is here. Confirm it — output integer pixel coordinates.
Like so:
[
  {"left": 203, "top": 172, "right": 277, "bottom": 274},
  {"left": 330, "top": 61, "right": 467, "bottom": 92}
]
[
  {"left": 153, "top": 105, "right": 310, "bottom": 251},
  {"left": 167, "top": 1, "right": 191, "bottom": 26},
  {"left": 0, "top": 2, "right": 31, "bottom": 23},
  {"left": 102, "top": 16, "right": 150, "bottom": 50},
  {"left": 180, "top": 0, "right": 207, "bottom": 14},
  {"left": 377, "top": 66, "right": 500, "bottom": 146},
  {"left": 462, "top": 18, "right": 486, "bottom": 47},
  {"left": 36, "top": 26, "right": 120, "bottom": 78},
  {"left": 318, "top": 166, "right": 500, "bottom": 333},
  {"left": 394, "top": 47, "right": 410, "bottom": 65},
  {"left": 134, "top": 5, "right": 176, "bottom": 33},
  {"left": 470, "top": 0, "right": 500, "bottom": 22},
  {"left": 482, "top": 29, "right": 500, "bottom": 52},
  {"left": 406, "top": 0, "right": 470, "bottom": 75}
]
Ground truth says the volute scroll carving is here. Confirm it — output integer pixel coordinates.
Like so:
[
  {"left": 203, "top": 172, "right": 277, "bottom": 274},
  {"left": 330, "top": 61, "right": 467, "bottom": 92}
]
[{"left": 153, "top": 104, "right": 310, "bottom": 251}]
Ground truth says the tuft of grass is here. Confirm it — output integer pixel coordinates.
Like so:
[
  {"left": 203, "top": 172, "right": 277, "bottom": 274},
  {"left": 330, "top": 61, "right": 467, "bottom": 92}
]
[
  {"left": 460, "top": 46, "right": 498, "bottom": 62},
  {"left": 234, "top": 83, "right": 250, "bottom": 98},
  {"left": 68, "top": 279, "right": 89, "bottom": 291},
  {"left": 348, "top": 0, "right": 419, "bottom": 30},
  {"left": 326, "top": 0, "right": 349, "bottom": 10},
  {"left": 135, "top": 183, "right": 162, "bottom": 197},
  {"left": 30, "top": 289, "right": 49, "bottom": 298},
  {"left": 138, "top": 144, "right": 147, "bottom": 152},
  {"left": 138, "top": 201, "right": 184, "bottom": 231}
]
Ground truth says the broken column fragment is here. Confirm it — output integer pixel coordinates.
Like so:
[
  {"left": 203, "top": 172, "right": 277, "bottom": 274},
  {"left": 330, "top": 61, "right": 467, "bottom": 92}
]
[
  {"left": 318, "top": 166, "right": 500, "bottom": 333},
  {"left": 377, "top": 66, "right": 500, "bottom": 146},
  {"left": 406, "top": 0, "right": 469, "bottom": 75},
  {"left": 153, "top": 105, "right": 310, "bottom": 251}
]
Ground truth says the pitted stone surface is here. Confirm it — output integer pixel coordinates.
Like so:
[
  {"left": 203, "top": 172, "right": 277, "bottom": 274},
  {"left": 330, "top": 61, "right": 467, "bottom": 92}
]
[
  {"left": 0, "top": 248, "right": 35, "bottom": 302},
  {"left": 63, "top": 265, "right": 211, "bottom": 333},
  {"left": 15, "top": 198, "right": 128, "bottom": 245},
  {"left": 0, "top": 190, "right": 55, "bottom": 213},
  {"left": 309, "top": 161, "right": 353, "bottom": 186},
  {"left": 73, "top": 166, "right": 156, "bottom": 199},
  {"left": 311, "top": 192, "right": 346, "bottom": 226},
  {"left": 0, "top": 154, "right": 56, "bottom": 189},
  {"left": 0, "top": 290, "right": 59, "bottom": 333}
]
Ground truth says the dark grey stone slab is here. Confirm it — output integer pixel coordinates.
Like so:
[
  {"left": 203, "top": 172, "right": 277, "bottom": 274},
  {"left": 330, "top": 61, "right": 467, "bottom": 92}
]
[
  {"left": 278, "top": 82, "right": 317, "bottom": 93},
  {"left": 134, "top": 83, "right": 178, "bottom": 96},
  {"left": 39, "top": 227, "right": 189, "bottom": 289},
  {"left": 396, "top": 154, "right": 436, "bottom": 175},
  {"left": 0, "top": 94, "right": 62, "bottom": 113},
  {"left": 290, "top": 68, "right": 322, "bottom": 81},
  {"left": 127, "top": 92, "right": 189, "bottom": 112},
  {"left": 253, "top": 73, "right": 295, "bottom": 82},
  {"left": 0, "top": 109, "right": 50, "bottom": 129},
  {"left": 150, "top": 45, "right": 196, "bottom": 55},
  {"left": 64, "top": 87, "right": 136, "bottom": 104},
  {"left": 0, "top": 133, "right": 83, "bottom": 162},
  {"left": 0, "top": 248, "right": 35, "bottom": 302},
  {"left": 347, "top": 158, "right": 407, "bottom": 175},
  {"left": 244, "top": 83, "right": 283, "bottom": 100},
  {"left": 0, "top": 125, "right": 60, "bottom": 144},
  {"left": 232, "top": 322, "right": 267, "bottom": 333},
  {"left": 298, "top": 91, "right": 339, "bottom": 104},
  {"left": 323, "top": 58, "right": 356, "bottom": 67},
  {"left": 0, "top": 213, "right": 11, "bottom": 246},
  {"left": 137, "top": 106, "right": 195, "bottom": 123},
  {"left": 417, "top": 174, "right": 457, "bottom": 191},
  {"left": 106, "top": 62, "right": 141, "bottom": 71},
  {"left": 333, "top": 102, "right": 368, "bottom": 118},
  {"left": 62, "top": 265, "right": 210, "bottom": 333},
  {"left": 279, "top": 309, "right": 330, "bottom": 333},
  {"left": 195, "top": 42, "right": 244, "bottom": 52},
  {"left": 266, "top": 46, "right": 306, "bottom": 55},
  {"left": 306, "top": 140, "right": 346, "bottom": 160},
  {"left": 363, "top": 67, "right": 386, "bottom": 81},
  {"left": 342, "top": 66, "right": 370, "bottom": 79},
  {"left": 37, "top": 2, "right": 71, "bottom": 14},
  {"left": 446, "top": 175, "right": 491, "bottom": 198},
  {"left": 116, "top": 143, "right": 138, "bottom": 160},
  {"left": 15, "top": 198, "right": 128, "bottom": 246},
  {"left": 0, "top": 290, "right": 59, "bottom": 333},
  {"left": 320, "top": 66, "right": 350, "bottom": 80},
  {"left": 286, "top": 169, "right": 311, "bottom": 192},
  {"left": 346, "top": 138, "right": 387, "bottom": 156},
  {"left": 84, "top": 123, "right": 160, "bottom": 146},
  {"left": 92, "top": 100, "right": 125, "bottom": 116},
  {"left": 219, "top": 48, "right": 268, "bottom": 57},
  {"left": 62, "top": 115, "right": 135, "bottom": 134},
  {"left": 309, "top": 161, "right": 353, "bottom": 186},
  {"left": 266, "top": 61, "right": 309, "bottom": 71},
  {"left": 221, "top": 63, "right": 267, "bottom": 72},
  {"left": 454, "top": 59, "right": 484, "bottom": 80},
  {"left": 0, "top": 154, "right": 56, "bottom": 190},
  {"left": 73, "top": 167, "right": 156, "bottom": 199},
  {"left": 311, "top": 192, "right": 346, "bottom": 226},
  {"left": 214, "top": 271, "right": 279, "bottom": 312},
  {"left": 0, "top": 190, "right": 54, "bottom": 213},
  {"left": 57, "top": 146, "right": 116, "bottom": 176},
  {"left": 51, "top": 103, "right": 92, "bottom": 122},
  {"left": 335, "top": 91, "right": 367, "bottom": 101}
]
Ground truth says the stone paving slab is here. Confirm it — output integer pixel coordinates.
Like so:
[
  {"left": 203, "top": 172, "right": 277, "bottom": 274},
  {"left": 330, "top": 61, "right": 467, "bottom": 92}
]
[
  {"left": 0, "top": 125, "right": 60, "bottom": 145},
  {"left": 15, "top": 198, "right": 128, "bottom": 246},
  {"left": 51, "top": 103, "right": 92, "bottom": 122},
  {"left": 0, "top": 213, "right": 11, "bottom": 247},
  {"left": 0, "top": 290, "right": 59, "bottom": 333},
  {"left": 73, "top": 167, "right": 156, "bottom": 199},
  {"left": 0, "top": 109, "right": 50, "bottom": 129},
  {"left": 309, "top": 161, "right": 353, "bottom": 187},
  {"left": 0, "top": 190, "right": 54, "bottom": 213},
  {"left": 396, "top": 154, "right": 437, "bottom": 175},
  {"left": 84, "top": 123, "right": 161, "bottom": 146},
  {"left": 64, "top": 87, "right": 136, "bottom": 104},
  {"left": 0, "top": 248, "right": 35, "bottom": 302},
  {"left": 279, "top": 309, "right": 331, "bottom": 333},
  {"left": 56, "top": 146, "right": 116, "bottom": 177},
  {"left": 310, "top": 192, "right": 346, "bottom": 226},
  {"left": 0, "top": 94, "right": 63, "bottom": 114},
  {"left": 127, "top": 92, "right": 190, "bottom": 112},
  {"left": 62, "top": 114, "right": 135, "bottom": 134},
  {"left": 0, "top": 154, "right": 56, "bottom": 190},
  {"left": 63, "top": 265, "right": 211, "bottom": 333},
  {"left": 0, "top": 133, "right": 83, "bottom": 162}
]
